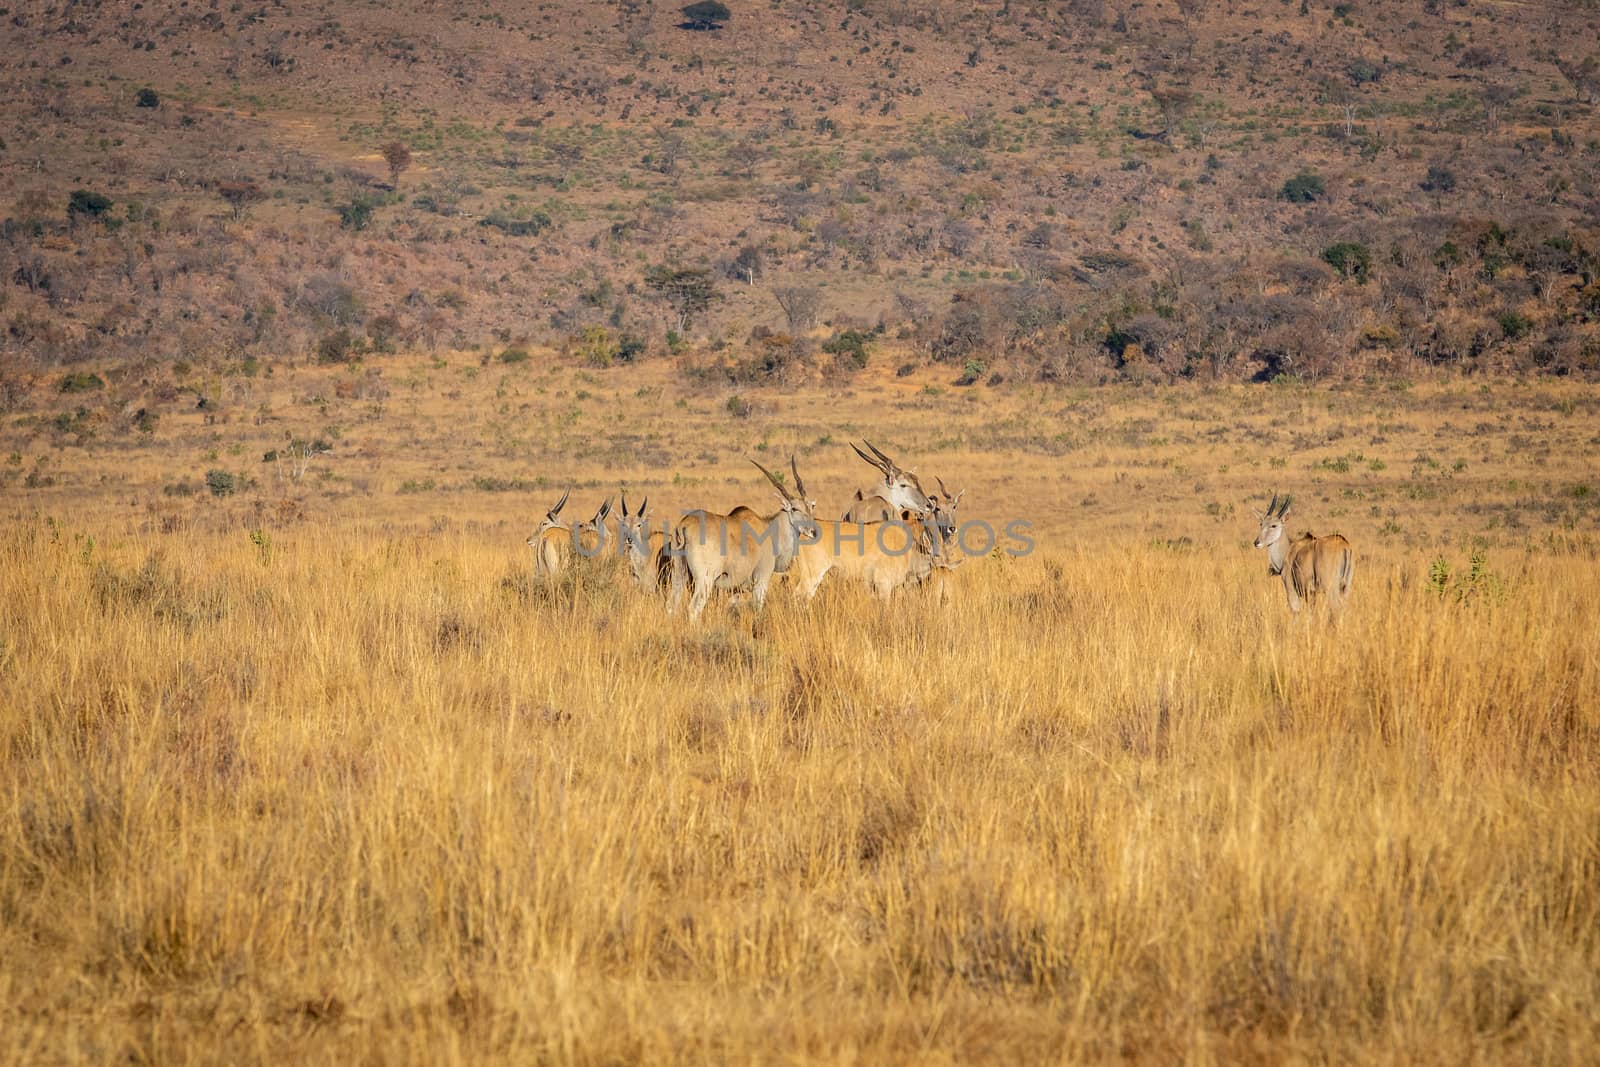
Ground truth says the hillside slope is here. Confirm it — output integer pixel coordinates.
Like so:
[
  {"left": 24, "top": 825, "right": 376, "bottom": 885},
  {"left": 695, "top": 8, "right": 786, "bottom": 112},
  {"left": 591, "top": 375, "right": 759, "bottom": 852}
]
[{"left": 2, "top": 0, "right": 1599, "bottom": 390}]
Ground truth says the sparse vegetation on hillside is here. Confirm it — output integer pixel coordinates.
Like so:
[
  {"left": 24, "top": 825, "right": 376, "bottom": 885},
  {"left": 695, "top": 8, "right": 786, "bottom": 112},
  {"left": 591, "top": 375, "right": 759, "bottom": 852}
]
[{"left": 1, "top": 0, "right": 1598, "bottom": 379}]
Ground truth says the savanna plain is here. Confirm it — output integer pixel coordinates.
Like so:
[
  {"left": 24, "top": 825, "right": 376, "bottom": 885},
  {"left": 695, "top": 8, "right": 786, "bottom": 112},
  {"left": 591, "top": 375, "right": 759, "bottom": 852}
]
[{"left": 1, "top": 353, "right": 1598, "bottom": 1064}]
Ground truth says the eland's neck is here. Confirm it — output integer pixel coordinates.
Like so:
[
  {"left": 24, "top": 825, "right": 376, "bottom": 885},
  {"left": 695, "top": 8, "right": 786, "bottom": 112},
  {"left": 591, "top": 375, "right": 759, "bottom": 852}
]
[{"left": 1267, "top": 535, "right": 1290, "bottom": 576}]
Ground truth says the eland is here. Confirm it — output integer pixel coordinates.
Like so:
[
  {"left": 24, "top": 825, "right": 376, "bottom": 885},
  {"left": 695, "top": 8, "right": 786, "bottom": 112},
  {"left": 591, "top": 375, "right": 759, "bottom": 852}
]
[
  {"left": 667, "top": 457, "right": 817, "bottom": 620},
  {"left": 1253, "top": 492, "right": 1354, "bottom": 614},
  {"left": 618, "top": 491, "right": 670, "bottom": 593}
]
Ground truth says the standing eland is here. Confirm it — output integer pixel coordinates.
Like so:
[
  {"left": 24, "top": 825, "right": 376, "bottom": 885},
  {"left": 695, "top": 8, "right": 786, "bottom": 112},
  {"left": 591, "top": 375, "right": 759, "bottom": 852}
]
[
  {"left": 1253, "top": 492, "right": 1354, "bottom": 614},
  {"left": 667, "top": 457, "right": 817, "bottom": 620}
]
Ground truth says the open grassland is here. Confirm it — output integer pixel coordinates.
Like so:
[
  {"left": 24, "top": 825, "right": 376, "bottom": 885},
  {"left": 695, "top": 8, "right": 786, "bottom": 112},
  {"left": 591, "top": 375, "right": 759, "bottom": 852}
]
[{"left": 2, "top": 359, "right": 1599, "bottom": 1063}]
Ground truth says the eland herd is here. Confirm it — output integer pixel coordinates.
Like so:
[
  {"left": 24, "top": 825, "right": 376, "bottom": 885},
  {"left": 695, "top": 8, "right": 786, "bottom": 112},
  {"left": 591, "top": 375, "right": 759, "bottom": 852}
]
[{"left": 528, "top": 440, "right": 1355, "bottom": 619}]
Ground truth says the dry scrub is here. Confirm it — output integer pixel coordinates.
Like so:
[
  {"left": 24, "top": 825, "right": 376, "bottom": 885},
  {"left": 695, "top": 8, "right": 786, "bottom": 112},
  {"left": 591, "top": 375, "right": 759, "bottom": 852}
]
[{"left": 2, "top": 513, "right": 1596, "bottom": 1063}]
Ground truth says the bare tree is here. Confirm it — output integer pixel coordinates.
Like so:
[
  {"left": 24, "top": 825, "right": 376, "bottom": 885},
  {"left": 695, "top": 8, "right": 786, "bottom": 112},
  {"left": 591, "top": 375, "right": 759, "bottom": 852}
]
[
  {"left": 1173, "top": 0, "right": 1203, "bottom": 59},
  {"left": 1479, "top": 83, "right": 1515, "bottom": 134},
  {"left": 772, "top": 285, "right": 823, "bottom": 332}
]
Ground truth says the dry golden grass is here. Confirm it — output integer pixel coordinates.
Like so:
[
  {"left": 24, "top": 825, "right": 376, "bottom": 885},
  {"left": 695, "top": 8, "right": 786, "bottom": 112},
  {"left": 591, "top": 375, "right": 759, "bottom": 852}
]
[{"left": 2, "top": 356, "right": 1599, "bottom": 1062}]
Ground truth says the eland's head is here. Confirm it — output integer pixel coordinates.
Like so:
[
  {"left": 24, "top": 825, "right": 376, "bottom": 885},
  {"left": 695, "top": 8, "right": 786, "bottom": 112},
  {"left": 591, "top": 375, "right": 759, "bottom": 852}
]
[
  {"left": 931, "top": 475, "right": 966, "bottom": 545},
  {"left": 574, "top": 497, "right": 613, "bottom": 555},
  {"left": 851, "top": 439, "right": 932, "bottom": 515},
  {"left": 751, "top": 455, "right": 816, "bottom": 521},
  {"left": 527, "top": 487, "right": 571, "bottom": 547},
  {"left": 618, "top": 491, "right": 656, "bottom": 580},
  {"left": 1253, "top": 492, "right": 1293, "bottom": 567}
]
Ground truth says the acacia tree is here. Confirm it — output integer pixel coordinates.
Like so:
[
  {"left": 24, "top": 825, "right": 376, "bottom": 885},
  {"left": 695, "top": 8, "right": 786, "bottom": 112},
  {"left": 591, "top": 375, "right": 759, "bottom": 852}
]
[
  {"left": 681, "top": 1, "right": 730, "bottom": 30},
  {"left": 381, "top": 141, "right": 412, "bottom": 187},
  {"left": 218, "top": 180, "right": 266, "bottom": 221},
  {"left": 1148, "top": 84, "right": 1196, "bottom": 142},
  {"left": 645, "top": 265, "right": 721, "bottom": 331}
]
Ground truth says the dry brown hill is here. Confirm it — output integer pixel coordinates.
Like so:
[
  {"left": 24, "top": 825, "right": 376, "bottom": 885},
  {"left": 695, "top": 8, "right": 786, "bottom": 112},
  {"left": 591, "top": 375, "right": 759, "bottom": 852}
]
[{"left": 2, "top": 0, "right": 1599, "bottom": 391}]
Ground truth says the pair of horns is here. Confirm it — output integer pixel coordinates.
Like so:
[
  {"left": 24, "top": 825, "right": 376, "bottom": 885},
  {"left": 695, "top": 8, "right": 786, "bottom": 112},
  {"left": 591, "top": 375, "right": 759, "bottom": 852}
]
[
  {"left": 546, "top": 487, "right": 571, "bottom": 519},
  {"left": 620, "top": 490, "right": 649, "bottom": 518},
  {"left": 851, "top": 438, "right": 902, "bottom": 474},
  {"left": 751, "top": 455, "right": 806, "bottom": 501},
  {"left": 1266, "top": 491, "right": 1292, "bottom": 517},
  {"left": 936, "top": 475, "right": 965, "bottom": 504}
]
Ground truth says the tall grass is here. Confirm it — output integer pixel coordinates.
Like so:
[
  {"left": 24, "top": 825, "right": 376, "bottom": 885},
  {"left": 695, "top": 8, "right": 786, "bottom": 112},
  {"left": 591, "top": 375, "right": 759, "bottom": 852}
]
[{"left": 2, "top": 516, "right": 1595, "bottom": 1063}]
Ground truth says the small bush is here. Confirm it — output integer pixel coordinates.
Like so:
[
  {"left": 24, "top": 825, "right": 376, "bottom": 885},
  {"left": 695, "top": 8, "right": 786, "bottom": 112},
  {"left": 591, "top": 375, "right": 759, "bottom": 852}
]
[
  {"left": 1498, "top": 311, "right": 1534, "bottom": 339},
  {"left": 135, "top": 87, "right": 160, "bottom": 108},
  {"left": 1347, "top": 59, "right": 1382, "bottom": 85},
  {"left": 481, "top": 210, "right": 551, "bottom": 237},
  {"left": 316, "top": 329, "right": 359, "bottom": 364},
  {"left": 615, "top": 333, "right": 646, "bottom": 363},
  {"left": 204, "top": 470, "right": 237, "bottom": 497},
  {"left": 570, "top": 326, "right": 618, "bottom": 367},
  {"left": 821, "top": 328, "right": 871, "bottom": 369},
  {"left": 1422, "top": 165, "right": 1457, "bottom": 194},
  {"left": 499, "top": 346, "right": 531, "bottom": 364},
  {"left": 67, "top": 189, "right": 113, "bottom": 221},
  {"left": 59, "top": 372, "right": 104, "bottom": 393},
  {"left": 957, "top": 358, "right": 987, "bottom": 386},
  {"left": 726, "top": 394, "right": 751, "bottom": 418},
  {"left": 338, "top": 196, "right": 377, "bottom": 231},
  {"left": 1280, "top": 172, "right": 1325, "bottom": 203}
]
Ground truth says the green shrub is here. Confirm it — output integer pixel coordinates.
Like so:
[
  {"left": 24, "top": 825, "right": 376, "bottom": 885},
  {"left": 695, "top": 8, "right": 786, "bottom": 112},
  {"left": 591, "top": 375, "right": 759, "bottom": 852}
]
[
  {"left": 682, "top": 1, "right": 731, "bottom": 28},
  {"left": 135, "top": 87, "right": 160, "bottom": 108},
  {"left": 59, "top": 372, "right": 104, "bottom": 393},
  {"left": 205, "top": 470, "right": 237, "bottom": 497},
  {"left": 821, "top": 328, "right": 871, "bottom": 369},
  {"left": 499, "top": 346, "right": 531, "bottom": 364},
  {"left": 616, "top": 333, "right": 646, "bottom": 363},
  {"left": 67, "top": 189, "right": 113, "bottom": 220},
  {"left": 1498, "top": 311, "right": 1534, "bottom": 339},
  {"left": 1321, "top": 241, "right": 1372, "bottom": 281},
  {"left": 316, "top": 329, "right": 358, "bottom": 364},
  {"left": 480, "top": 210, "right": 551, "bottom": 237},
  {"left": 1280, "top": 172, "right": 1325, "bottom": 203},
  {"left": 338, "top": 196, "right": 377, "bottom": 231},
  {"left": 570, "top": 326, "right": 618, "bottom": 367}
]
